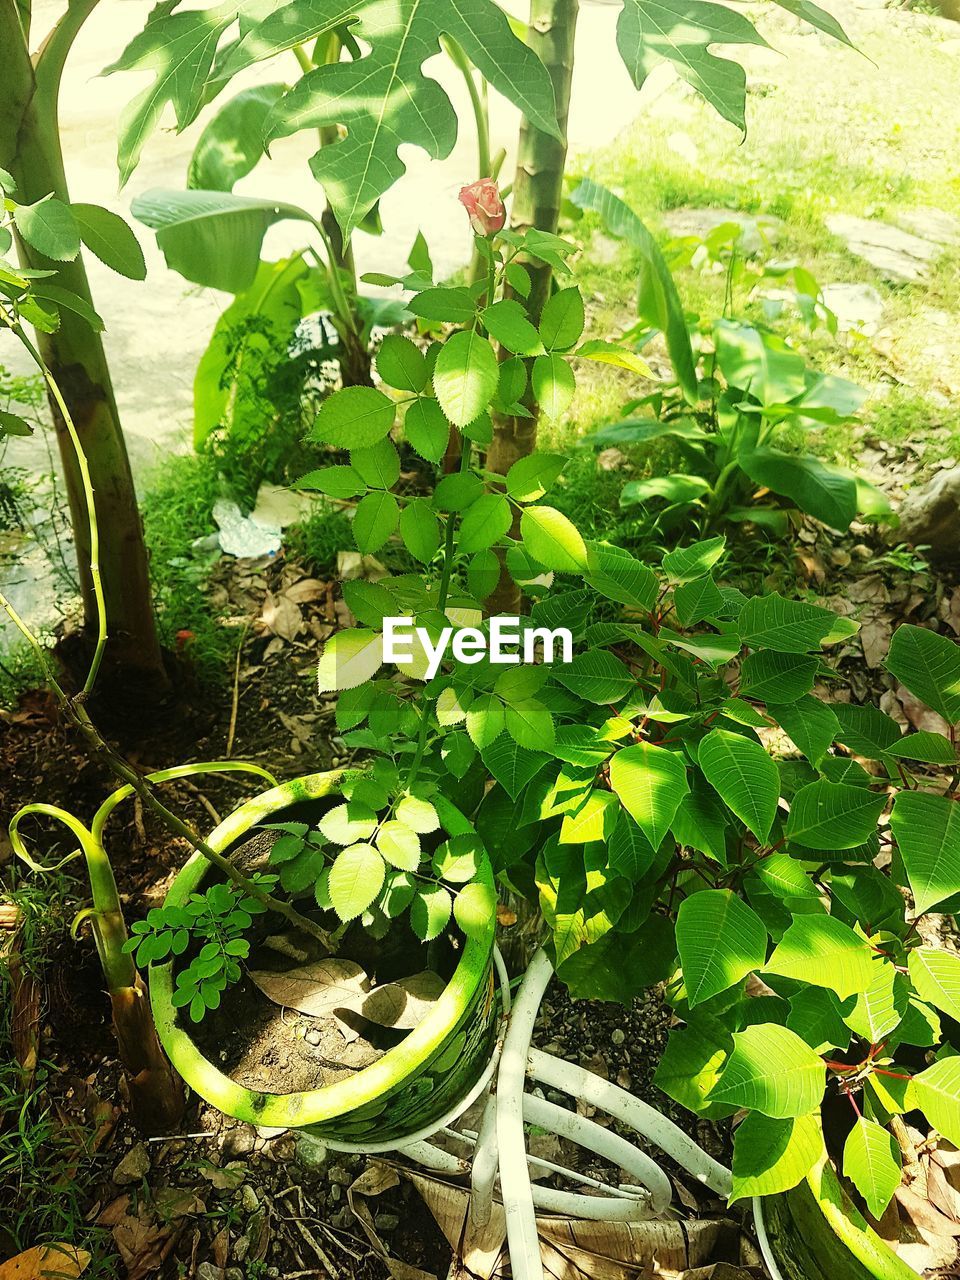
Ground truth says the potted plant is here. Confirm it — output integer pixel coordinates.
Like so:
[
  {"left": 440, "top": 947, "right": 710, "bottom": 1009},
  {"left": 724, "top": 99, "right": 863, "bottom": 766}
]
[{"left": 142, "top": 770, "right": 500, "bottom": 1145}]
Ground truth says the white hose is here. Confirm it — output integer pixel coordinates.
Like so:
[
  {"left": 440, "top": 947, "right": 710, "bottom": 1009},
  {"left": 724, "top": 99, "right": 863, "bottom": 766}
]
[
  {"left": 496, "top": 948, "right": 554, "bottom": 1280},
  {"left": 528, "top": 1049, "right": 732, "bottom": 1197},
  {"left": 753, "top": 1196, "right": 787, "bottom": 1280},
  {"left": 523, "top": 1093, "right": 670, "bottom": 1214},
  {"left": 400, "top": 1139, "right": 471, "bottom": 1174}
]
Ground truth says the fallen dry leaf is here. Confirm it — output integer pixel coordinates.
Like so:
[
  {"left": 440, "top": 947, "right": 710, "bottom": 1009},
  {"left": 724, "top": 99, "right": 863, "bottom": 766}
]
[
  {"left": 259, "top": 591, "right": 302, "bottom": 643},
  {"left": 249, "top": 958, "right": 371, "bottom": 1042},
  {"left": 0, "top": 1245, "right": 90, "bottom": 1280},
  {"left": 361, "top": 972, "right": 445, "bottom": 1030},
  {"left": 284, "top": 577, "right": 327, "bottom": 605}
]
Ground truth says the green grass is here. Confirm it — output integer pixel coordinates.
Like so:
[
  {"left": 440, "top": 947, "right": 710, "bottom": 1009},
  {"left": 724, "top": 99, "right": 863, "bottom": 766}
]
[
  {"left": 141, "top": 452, "right": 239, "bottom": 687},
  {"left": 560, "top": 6, "right": 960, "bottom": 472},
  {"left": 0, "top": 882, "right": 112, "bottom": 1271}
]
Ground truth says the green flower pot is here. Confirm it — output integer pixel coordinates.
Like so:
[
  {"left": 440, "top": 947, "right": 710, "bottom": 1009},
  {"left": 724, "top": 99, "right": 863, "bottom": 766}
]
[
  {"left": 150, "top": 772, "right": 498, "bottom": 1145},
  {"left": 759, "top": 1156, "right": 918, "bottom": 1280}
]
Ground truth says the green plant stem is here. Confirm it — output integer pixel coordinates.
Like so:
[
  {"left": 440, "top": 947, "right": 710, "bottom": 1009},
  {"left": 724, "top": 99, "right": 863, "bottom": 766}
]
[
  {"left": 442, "top": 36, "right": 491, "bottom": 178},
  {"left": 4, "top": 313, "right": 106, "bottom": 693}
]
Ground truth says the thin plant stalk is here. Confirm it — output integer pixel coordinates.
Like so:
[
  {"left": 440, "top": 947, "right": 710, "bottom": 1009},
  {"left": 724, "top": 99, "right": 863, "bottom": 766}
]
[{"left": 9, "top": 803, "right": 184, "bottom": 1134}]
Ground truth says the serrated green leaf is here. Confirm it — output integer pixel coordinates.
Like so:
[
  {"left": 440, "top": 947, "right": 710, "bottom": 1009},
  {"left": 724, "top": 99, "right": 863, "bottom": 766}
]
[
  {"left": 458, "top": 492, "right": 512, "bottom": 554},
  {"left": 400, "top": 499, "right": 441, "bottom": 563},
  {"left": 376, "top": 820, "right": 421, "bottom": 871},
  {"left": 310, "top": 385, "right": 396, "bottom": 448},
  {"left": 13, "top": 196, "right": 79, "bottom": 261},
  {"left": 433, "top": 329, "right": 499, "bottom": 427},
  {"left": 505, "top": 699, "right": 555, "bottom": 751},
  {"left": 466, "top": 694, "right": 505, "bottom": 749},
  {"left": 520, "top": 506, "right": 587, "bottom": 571},
  {"left": 411, "top": 883, "right": 452, "bottom": 941},
  {"left": 377, "top": 334, "right": 428, "bottom": 391},
  {"left": 404, "top": 396, "right": 450, "bottom": 462},
  {"left": 454, "top": 880, "right": 496, "bottom": 940},
  {"left": 481, "top": 738, "right": 549, "bottom": 800},
  {"left": 482, "top": 298, "right": 544, "bottom": 355},
  {"left": 328, "top": 843, "right": 386, "bottom": 920},
  {"left": 353, "top": 489, "right": 399, "bottom": 553},
  {"left": 317, "top": 629, "right": 383, "bottom": 692},
  {"left": 531, "top": 353, "right": 576, "bottom": 418},
  {"left": 506, "top": 452, "right": 566, "bottom": 503},
  {"left": 71, "top": 203, "right": 147, "bottom": 279},
  {"left": 538, "top": 287, "right": 584, "bottom": 350}
]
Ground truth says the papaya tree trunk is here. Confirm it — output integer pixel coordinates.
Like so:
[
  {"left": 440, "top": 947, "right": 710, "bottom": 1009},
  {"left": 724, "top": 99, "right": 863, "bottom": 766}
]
[
  {"left": 0, "top": 0, "right": 167, "bottom": 691},
  {"left": 487, "top": 0, "right": 579, "bottom": 613}
]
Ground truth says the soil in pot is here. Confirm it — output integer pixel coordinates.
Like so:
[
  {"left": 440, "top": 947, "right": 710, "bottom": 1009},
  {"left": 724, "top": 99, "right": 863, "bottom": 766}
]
[{"left": 188, "top": 823, "right": 465, "bottom": 1095}]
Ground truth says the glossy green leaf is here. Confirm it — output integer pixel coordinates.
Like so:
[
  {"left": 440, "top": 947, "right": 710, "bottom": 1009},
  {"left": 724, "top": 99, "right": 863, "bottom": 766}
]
[
  {"left": 698, "top": 729, "right": 780, "bottom": 844},
  {"left": 538, "top": 287, "right": 585, "bottom": 351},
  {"left": 772, "top": 696, "right": 840, "bottom": 767},
  {"left": 890, "top": 791, "right": 960, "bottom": 915},
  {"left": 731, "top": 1113, "right": 824, "bottom": 1202},
  {"left": 458, "top": 492, "right": 512, "bottom": 554},
  {"left": 912, "top": 1057, "right": 960, "bottom": 1147},
  {"left": 187, "top": 84, "right": 283, "bottom": 191},
  {"left": 506, "top": 453, "right": 566, "bottom": 503},
  {"left": 13, "top": 196, "right": 79, "bottom": 261},
  {"left": 709, "top": 1024, "right": 825, "bottom": 1119},
  {"left": 885, "top": 625, "right": 960, "bottom": 726},
  {"left": 433, "top": 330, "right": 499, "bottom": 428},
  {"left": 410, "top": 883, "right": 452, "bottom": 941},
  {"left": 785, "top": 780, "right": 885, "bottom": 851},
  {"left": 653, "top": 1020, "right": 737, "bottom": 1120},
  {"left": 765, "top": 915, "right": 877, "bottom": 999},
  {"left": 404, "top": 396, "right": 450, "bottom": 463},
  {"left": 520, "top": 506, "right": 588, "bottom": 571},
  {"left": 482, "top": 299, "right": 544, "bottom": 355},
  {"left": 71, "top": 203, "right": 147, "bottom": 279},
  {"left": 738, "top": 593, "right": 839, "bottom": 654},
  {"left": 310, "top": 385, "right": 396, "bottom": 448},
  {"left": 610, "top": 742, "right": 689, "bottom": 848},
  {"left": 843, "top": 1118, "right": 901, "bottom": 1219},
  {"left": 531, "top": 353, "right": 576, "bottom": 419},
  {"left": 377, "top": 334, "right": 428, "bottom": 392},
  {"left": 399, "top": 499, "right": 441, "bottom": 562},
  {"left": 328, "top": 843, "right": 386, "bottom": 920},
  {"left": 739, "top": 651, "right": 818, "bottom": 704},
  {"left": 677, "top": 890, "right": 767, "bottom": 1007},
  {"left": 908, "top": 947, "right": 960, "bottom": 1024},
  {"left": 353, "top": 490, "right": 399, "bottom": 553}
]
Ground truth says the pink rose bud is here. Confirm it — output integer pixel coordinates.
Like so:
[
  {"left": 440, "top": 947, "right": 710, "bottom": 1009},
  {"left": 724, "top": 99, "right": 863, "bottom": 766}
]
[{"left": 459, "top": 178, "right": 506, "bottom": 237}]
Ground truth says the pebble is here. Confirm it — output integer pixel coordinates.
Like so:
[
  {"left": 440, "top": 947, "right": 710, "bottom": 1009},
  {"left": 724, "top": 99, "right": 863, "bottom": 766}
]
[
  {"left": 113, "top": 1143, "right": 150, "bottom": 1185},
  {"left": 611, "top": 1029, "right": 625, "bottom": 1046},
  {"left": 330, "top": 1184, "right": 342, "bottom": 1203},
  {"left": 295, "top": 1133, "right": 328, "bottom": 1171},
  {"left": 375, "top": 1213, "right": 400, "bottom": 1231},
  {"left": 196, "top": 1265, "right": 222, "bottom": 1280},
  {"left": 328, "top": 1164, "right": 353, "bottom": 1186},
  {"left": 239, "top": 1184, "right": 259, "bottom": 1213},
  {"left": 233, "top": 1236, "right": 250, "bottom": 1263},
  {"left": 305, "top": 1030, "right": 322, "bottom": 1046},
  {"left": 221, "top": 1127, "right": 255, "bottom": 1160}
]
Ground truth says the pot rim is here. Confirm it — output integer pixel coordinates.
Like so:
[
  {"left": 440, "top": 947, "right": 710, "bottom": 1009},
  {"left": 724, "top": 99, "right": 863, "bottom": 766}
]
[{"left": 149, "top": 771, "right": 496, "bottom": 1128}]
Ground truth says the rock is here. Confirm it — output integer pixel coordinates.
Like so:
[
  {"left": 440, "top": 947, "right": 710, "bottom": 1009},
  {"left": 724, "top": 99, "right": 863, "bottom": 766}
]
[
  {"left": 221, "top": 1126, "right": 255, "bottom": 1160},
  {"left": 820, "top": 283, "right": 884, "bottom": 335},
  {"left": 825, "top": 213, "right": 943, "bottom": 284},
  {"left": 304, "top": 1030, "right": 322, "bottom": 1046},
  {"left": 196, "top": 1265, "right": 223, "bottom": 1280},
  {"left": 328, "top": 1164, "right": 353, "bottom": 1186},
  {"left": 663, "top": 207, "right": 783, "bottom": 256},
  {"left": 113, "top": 1143, "right": 150, "bottom": 1185},
  {"left": 239, "top": 1184, "right": 259, "bottom": 1213},
  {"left": 897, "top": 466, "right": 960, "bottom": 561},
  {"left": 374, "top": 1213, "right": 400, "bottom": 1231},
  {"left": 233, "top": 1236, "right": 250, "bottom": 1263},
  {"left": 611, "top": 1028, "right": 626, "bottom": 1046},
  {"left": 896, "top": 207, "right": 960, "bottom": 247},
  {"left": 295, "top": 1132, "right": 328, "bottom": 1172}
]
